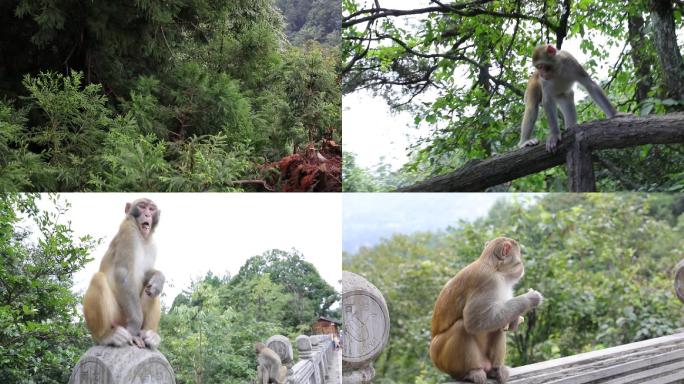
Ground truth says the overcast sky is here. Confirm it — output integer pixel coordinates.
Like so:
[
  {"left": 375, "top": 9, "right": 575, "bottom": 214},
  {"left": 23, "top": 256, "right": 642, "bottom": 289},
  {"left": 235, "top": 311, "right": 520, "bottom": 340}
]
[
  {"left": 35, "top": 193, "right": 342, "bottom": 308},
  {"left": 343, "top": 193, "right": 543, "bottom": 254}
]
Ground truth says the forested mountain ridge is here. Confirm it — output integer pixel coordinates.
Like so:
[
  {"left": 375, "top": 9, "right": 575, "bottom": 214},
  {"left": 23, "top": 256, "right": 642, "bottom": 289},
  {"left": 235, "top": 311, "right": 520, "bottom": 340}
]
[
  {"left": 0, "top": 0, "right": 341, "bottom": 191},
  {"left": 277, "top": 0, "right": 341, "bottom": 46}
]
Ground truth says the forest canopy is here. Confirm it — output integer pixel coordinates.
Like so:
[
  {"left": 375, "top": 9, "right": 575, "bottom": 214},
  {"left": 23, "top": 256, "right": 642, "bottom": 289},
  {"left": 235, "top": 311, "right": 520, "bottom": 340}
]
[
  {"left": 0, "top": 0, "right": 341, "bottom": 191},
  {"left": 342, "top": 0, "right": 684, "bottom": 192},
  {"left": 343, "top": 193, "right": 684, "bottom": 383}
]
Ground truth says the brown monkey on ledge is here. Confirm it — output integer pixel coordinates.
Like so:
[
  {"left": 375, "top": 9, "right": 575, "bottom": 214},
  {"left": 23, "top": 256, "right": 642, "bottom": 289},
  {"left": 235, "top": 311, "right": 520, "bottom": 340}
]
[
  {"left": 83, "top": 198, "right": 164, "bottom": 349},
  {"left": 429, "top": 237, "right": 543, "bottom": 384},
  {"left": 255, "top": 342, "right": 287, "bottom": 384}
]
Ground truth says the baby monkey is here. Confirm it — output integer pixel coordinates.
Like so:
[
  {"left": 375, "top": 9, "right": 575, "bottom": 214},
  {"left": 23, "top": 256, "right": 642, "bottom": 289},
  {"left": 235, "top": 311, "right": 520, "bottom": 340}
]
[{"left": 519, "top": 44, "right": 619, "bottom": 152}]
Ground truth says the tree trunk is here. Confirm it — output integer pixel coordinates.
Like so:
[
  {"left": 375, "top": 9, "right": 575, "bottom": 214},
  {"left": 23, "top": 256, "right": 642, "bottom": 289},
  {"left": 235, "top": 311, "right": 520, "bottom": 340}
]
[
  {"left": 650, "top": 0, "right": 684, "bottom": 101},
  {"left": 627, "top": 14, "right": 653, "bottom": 103}
]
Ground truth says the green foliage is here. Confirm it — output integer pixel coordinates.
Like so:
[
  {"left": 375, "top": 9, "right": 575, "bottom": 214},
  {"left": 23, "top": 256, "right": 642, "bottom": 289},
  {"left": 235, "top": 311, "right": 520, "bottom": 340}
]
[
  {"left": 231, "top": 249, "right": 340, "bottom": 328},
  {"left": 0, "top": 194, "right": 97, "bottom": 383},
  {"left": 22, "top": 71, "right": 112, "bottom": 190},
  {"left": 343, "top": 194, "right": 684, "bottom": 383},
  {"left": 277, "top": 0, "right": 341, "bottom": 46},
  {"left": 161, "top": 275, "right": 288, "bottom": 383},
  {"left": 161, "top": 248, "right": 339, "bottom": 383},
  {"left": 0, "top": 102, "right": 41, "bottom": 191},
  {"left": 0, "top": 0, "right": 341, "bottom": 191}
]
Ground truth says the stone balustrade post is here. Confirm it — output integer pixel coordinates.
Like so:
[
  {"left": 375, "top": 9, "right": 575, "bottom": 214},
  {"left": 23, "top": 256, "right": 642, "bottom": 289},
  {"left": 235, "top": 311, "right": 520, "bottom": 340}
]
[
  {"left": 69, "top": 346, "right": 175, "bottom": 384},
  {"left": 266, "top": 334, "right": 295, "bottom": 378},
  {"left": 342, "top": 271, "right": 390, "bottom": 384}
]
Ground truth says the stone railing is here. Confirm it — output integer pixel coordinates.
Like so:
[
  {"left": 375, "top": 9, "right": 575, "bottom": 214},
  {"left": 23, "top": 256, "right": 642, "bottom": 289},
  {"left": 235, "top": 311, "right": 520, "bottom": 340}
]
[
  {"left": 263, "top": 333, "right": 337, "bottom": 384},
  {"left": 69, "top": 346, "right": 175, "bottom": 384}
]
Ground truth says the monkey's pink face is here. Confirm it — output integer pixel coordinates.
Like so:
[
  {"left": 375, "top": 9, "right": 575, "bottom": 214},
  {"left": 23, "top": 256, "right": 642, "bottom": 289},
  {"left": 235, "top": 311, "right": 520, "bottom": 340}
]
[
  {"left": 536, "top": 63, "right": 553, "bottom": 80},
  {"left": 134, "top": 201, "right": 157, "bottom": 237}
]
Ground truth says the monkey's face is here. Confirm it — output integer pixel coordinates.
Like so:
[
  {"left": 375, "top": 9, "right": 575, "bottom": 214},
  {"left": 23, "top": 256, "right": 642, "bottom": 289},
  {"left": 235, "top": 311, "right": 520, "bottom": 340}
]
[
  {"left": 535, "top": 62, "right": 553, "bottom": 80},
  {"left": 502, "top": 249, "right": 525, "bottom": 281},
  {"left": 127, "top": 199, "right": 159, "bottom": 238},
  {"left": 532, "top": 44, "right": 558, "bottom": 80}
]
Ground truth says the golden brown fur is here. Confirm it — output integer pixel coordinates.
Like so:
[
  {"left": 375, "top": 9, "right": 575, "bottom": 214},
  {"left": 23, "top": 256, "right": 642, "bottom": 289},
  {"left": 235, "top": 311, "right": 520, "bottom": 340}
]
[
  {"left": 429, "top": 237, "right": 542, "bottom": 384},
  {"left": 83, "top": 198, "right": 163, "bottom": 349}
]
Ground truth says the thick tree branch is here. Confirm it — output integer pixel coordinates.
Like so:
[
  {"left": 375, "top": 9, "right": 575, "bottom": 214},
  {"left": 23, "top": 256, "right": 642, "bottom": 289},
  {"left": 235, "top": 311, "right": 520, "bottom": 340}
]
[{"left": 398, "top": 113, "right": 684, "bottom": 191}]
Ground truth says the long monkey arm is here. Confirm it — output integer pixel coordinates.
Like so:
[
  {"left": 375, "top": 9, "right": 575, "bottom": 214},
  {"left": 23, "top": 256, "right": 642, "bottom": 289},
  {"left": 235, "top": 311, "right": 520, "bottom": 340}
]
[{"left": 578, "top": 76, "right": 617, "bottom": 118}]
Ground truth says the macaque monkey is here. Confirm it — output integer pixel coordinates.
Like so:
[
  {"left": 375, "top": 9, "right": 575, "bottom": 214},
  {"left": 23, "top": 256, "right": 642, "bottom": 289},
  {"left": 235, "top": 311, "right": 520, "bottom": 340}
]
[
  {"left": 429, "top": 237, "right": 543, "bottom": 384},
  {"left": 519, "top": 44, "right": 619, "bottom": 152},
  {"left": 83, "top": 198, "right": 164, "bottom": 349},
  {"left": 255, "top": 342, "right": 288, "bottom": 384}
]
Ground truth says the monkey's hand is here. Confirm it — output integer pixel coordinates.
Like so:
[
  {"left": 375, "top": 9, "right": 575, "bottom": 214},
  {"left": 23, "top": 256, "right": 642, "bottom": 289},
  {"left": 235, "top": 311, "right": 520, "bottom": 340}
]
[
  {"left": 518, "top": 139, "right": 539, "bottom": 148},
  {"left": 145, "top": 273, "right": 164, "bottom": 297},
  {"left": 546, "top": 134, "right": 561, "bottom": 152},
  {"left": 525, "top": 289, "right": 544, "bottom": 308},
  {"left": 507, "top": 316, "right": 524, "bottom": 332},
  {"left": 141, "top": 329, "right": 161, "bottom": 349}
]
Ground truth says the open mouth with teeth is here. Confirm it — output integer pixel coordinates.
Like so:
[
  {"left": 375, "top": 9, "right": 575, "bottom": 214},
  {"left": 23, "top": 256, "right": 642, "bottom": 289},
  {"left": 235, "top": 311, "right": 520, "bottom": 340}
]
[{"left": 140, "top": 221, "right": 151, "bottom": 235}]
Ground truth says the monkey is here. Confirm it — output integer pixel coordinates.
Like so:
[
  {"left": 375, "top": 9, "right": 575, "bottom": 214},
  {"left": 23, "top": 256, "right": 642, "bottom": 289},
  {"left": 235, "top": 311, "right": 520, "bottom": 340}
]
[
  {"left": 519, "top": 44, "right": 620, "bottom": 152},
  {"left": 83, "top": 198, "right": 164, "bottom": 349},
  {"left": 255, "top": 342, "right": 288, "bottom": 384},
  {"left": 429, "top": 237, "right": 543, "bottom": 384}
]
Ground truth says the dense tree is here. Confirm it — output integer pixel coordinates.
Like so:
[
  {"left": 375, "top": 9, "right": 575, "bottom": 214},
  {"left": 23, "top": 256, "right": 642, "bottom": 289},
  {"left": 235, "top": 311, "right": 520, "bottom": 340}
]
[
  {"left": 161, "top": 249, "right": 340, "bottom": 383},
  {"left": 277, "top": 0, "right": 341, "bottom": 46},
  {"left": 230, "top": 249, "right": 340, "bottom": 328},
  {"left": 343, "top": 194, "right": 684, "bottom": 383},
  {"left": 343, "top": 0, "right": 684, "bottom": 191},
  {"left": 0, "top": 194, "right": 96, "bottom": 383},
  {"left": 0, "top": 0, "right": 341, "bottom": 191}
]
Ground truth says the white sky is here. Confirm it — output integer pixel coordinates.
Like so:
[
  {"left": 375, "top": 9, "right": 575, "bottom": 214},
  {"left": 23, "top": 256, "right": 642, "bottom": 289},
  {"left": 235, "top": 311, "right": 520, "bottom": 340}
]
[
  {"left": 35, "top": 194, "right": 342, "bottom": 308},
  {"left": 342, "top": 193, "right": 543, "bottom": 253},
  {"left": 342, "top": 1, "right": 622, "bottom": 170}
]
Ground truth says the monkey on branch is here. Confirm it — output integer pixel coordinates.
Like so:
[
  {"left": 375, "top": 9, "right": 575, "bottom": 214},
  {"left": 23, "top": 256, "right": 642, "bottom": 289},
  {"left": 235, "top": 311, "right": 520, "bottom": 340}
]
[
  {"left": 83, "top": 198, "right": 165, "bottom": 349},
  {"left": 519, "top": 44, "right": 625, "bottom": 152},
  {"left": 429, "top": 237, "right": 543, "bottom": 384}
]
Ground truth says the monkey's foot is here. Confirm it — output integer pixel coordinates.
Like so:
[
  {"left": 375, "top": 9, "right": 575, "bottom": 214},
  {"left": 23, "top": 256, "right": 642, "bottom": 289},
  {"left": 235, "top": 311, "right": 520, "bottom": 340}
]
[
  {"left": 101, "top": 326, "right": 133, "bottom": 347},
  {"left": 488, "top": 366, "right": 510, "bottom": 384},
  {"left": 141, "top": 330, "right": 161, "bottom": 349},
  {"left": 545, "top": 134, "right": 560, "bottom": 152},
  {"left": 463, "top": 369, "right": 487, "bottom": 384},
  {"left": 518, "top": 139, "right": 539, "bottom": 148}
]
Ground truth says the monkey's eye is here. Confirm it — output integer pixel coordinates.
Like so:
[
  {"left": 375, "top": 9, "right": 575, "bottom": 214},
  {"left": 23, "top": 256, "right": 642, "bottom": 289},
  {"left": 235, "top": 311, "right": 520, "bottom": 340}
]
[{"left": 536, "top": 64, "right": 551, "bottom": 71}]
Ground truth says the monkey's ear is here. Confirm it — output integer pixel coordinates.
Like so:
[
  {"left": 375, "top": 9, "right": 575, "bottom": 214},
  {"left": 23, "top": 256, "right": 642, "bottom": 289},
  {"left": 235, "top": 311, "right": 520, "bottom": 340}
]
[
  {"left": 546, "top": 45, "right": 557, "bottom": 55},
  {"left": 125, "top": 202, "right": 132, "bottom": 214}
]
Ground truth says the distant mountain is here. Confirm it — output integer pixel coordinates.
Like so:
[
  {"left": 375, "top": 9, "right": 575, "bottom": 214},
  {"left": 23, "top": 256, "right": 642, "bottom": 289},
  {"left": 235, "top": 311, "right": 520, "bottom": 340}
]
[{"left": 276, "top": 0, "right": 341, "bottom": 46}]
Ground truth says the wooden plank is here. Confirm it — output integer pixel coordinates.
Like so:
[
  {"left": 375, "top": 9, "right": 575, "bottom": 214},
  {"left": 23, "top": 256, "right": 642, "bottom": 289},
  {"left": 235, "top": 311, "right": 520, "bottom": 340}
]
[
  {"left": 638, "top": 368, "right": 684, "bottom": 384},
  {"left": 446, "top": 333, "right": 684, "bottom": 384},
  {"left": 602, "top": 359, "right": 684, "bottom": 384},
  {"left": 547, "top": 349, "right": 684, "bottom": 384},
  {"left": 511, "top": 332, "right": 684, "bottom": 376}
]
